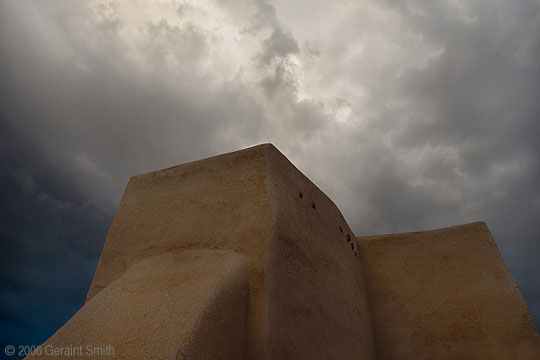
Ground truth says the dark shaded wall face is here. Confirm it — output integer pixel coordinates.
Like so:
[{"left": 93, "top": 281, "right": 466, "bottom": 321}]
[{"left": 1, "top": 0, "right": 540, "bottom": 354}]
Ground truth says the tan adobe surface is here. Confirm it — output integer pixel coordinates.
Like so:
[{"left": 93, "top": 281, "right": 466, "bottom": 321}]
[
  {"left": 25, "top": 144, "right": 540, "bottom": 359},
  {"left": 358, "top": 222, "right": 540, "bottom": 359}
]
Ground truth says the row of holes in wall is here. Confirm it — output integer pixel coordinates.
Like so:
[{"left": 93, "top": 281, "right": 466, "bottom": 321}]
[{"left": 299, "top": 191, "right": 358, "bottom": 258}]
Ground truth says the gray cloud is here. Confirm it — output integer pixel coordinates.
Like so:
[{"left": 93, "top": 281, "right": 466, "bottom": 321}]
[{"left": 1, "top": 0, "right": 539, "bottom": 349}]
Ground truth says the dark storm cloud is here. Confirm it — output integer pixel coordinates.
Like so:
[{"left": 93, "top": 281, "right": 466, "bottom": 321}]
[
  {"left": 0, "top": 120, "right": 110, "bottom": 349},
  {"left": 246, "top": 1, "right": 328, "bottom": 137},
  {"left": 386, "top": 0, "right": 540, "bottom": 266},
  {"left": 0, "top": 0, "right": 269, "bottom": 204},
  {"left": 248, "top": 1, "right": 300, "bottom": 64},
  {"left": 1, "top": 0, "right": 539, "bottom": 351}
]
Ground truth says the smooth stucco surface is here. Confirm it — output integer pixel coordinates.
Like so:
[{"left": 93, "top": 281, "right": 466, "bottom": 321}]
[
  {"left": 265, "top": 147, "right": 376, "bottom": 359},
  {"left": 25, "top": 144, "right": 540, "bottom": 359},
  {"left": 358, "top": 222, "right": 540, "bottom": 359},
  {"left": 86, "top": 144, "right": 273, "bottom": 359},
  {"left": 73, "top": 144, "right": 375, "bottom": 359},
  {"left": 27, "top": 250, "right": 249, "bottom": 360}
]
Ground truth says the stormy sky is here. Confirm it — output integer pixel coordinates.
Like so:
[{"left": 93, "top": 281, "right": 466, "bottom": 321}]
[{"left": 1, "top": 0, "right": 539, "bottom": 352}]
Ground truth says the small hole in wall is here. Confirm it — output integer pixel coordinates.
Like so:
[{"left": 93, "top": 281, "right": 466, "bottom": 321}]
[
  {"left": 351, "top": 242, "right": 355, "bottom": 250},
  {"left": 339, "top": 226, "right": 343, "bottom": 233},
  {"left": 299, "top": 192, "right": 303, "bottom": 199},
  {"left": 346, "top": 234, "right": 351, "bottom": 242},
  {"left": 312, "top": 202, "right": 316, "bottom": 209},
  {"left": 355, "top": 252, "right": 357, "bottom": 257}
]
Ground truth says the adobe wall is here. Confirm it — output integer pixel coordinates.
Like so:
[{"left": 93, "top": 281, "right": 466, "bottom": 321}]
[
  {"left": 27, "top": 250, "right": 249, "bottom": 360},
  {"left": 86, "top": 145, "right": 273, "bottom": 359},
  {"left": 27, "top": 144, "right": 540, "bottom": 359},
  {"left": 83, "top": 143, "right": 376, "bottom": 359},
  {"left": 265, "top": 148, "right": 376, "bottom": 360},
  {"left": 358, "top": 222, "right": 540, "bottom": 359}
]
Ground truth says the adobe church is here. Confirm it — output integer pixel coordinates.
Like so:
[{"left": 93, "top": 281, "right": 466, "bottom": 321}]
[{"left": 27, "top": 144, "right": 540, "bottom": 359}]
